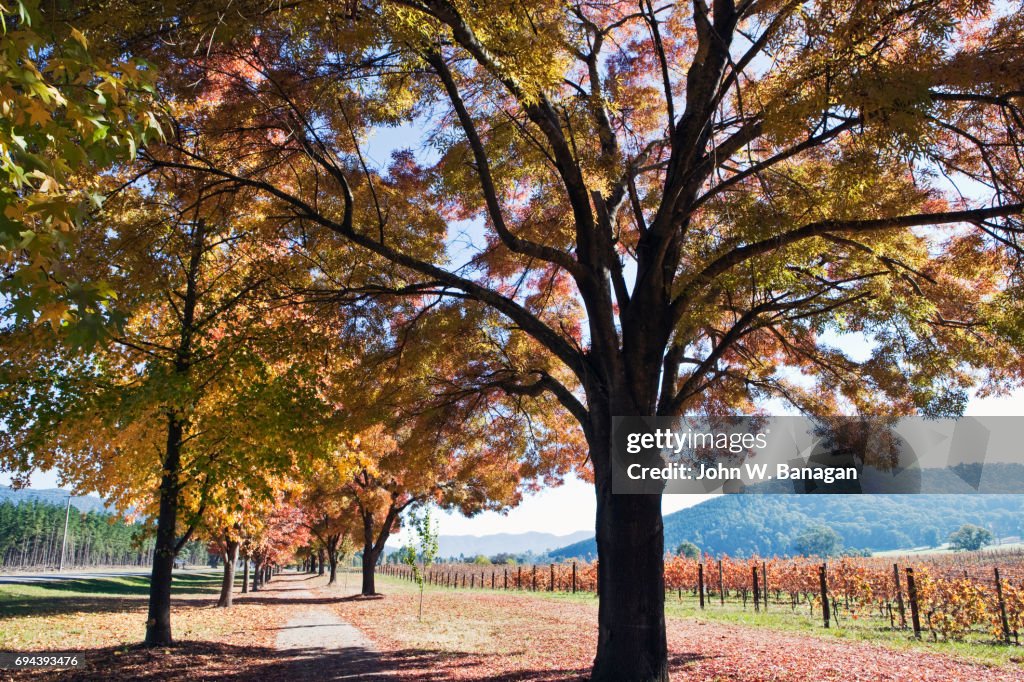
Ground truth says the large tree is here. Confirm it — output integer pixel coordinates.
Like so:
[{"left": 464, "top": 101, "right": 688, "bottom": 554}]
[{"left": 44, "top": 1, "right": 1024, "bottom": 678}]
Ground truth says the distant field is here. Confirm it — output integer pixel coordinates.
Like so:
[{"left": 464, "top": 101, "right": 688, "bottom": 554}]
[{"left": 872, "top": 542, "right": 1024, "bottom": 557}]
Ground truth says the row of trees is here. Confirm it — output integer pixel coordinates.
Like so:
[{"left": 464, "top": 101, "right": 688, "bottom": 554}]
[
  {"left": 0, "top": 499, "right": 208, "bottom": 570},
  {"left": 1, "top": 0, "right": 580, "bottom": 648},
  {"left": 0, "top": 499, "right": 150, "bottom": 570},
  {"left": 2, "top": 1, "right": 1023, "bottom": 679}
]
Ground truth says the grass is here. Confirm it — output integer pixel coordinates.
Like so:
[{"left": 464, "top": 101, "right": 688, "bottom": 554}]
[
  {"left": 0, "top": 572, "right": 225, "bottom": 617},
  {"left": 656, "top": 591, "right": 1023, "bottom": 667},
  {"left": 0, "top": 571, "right": 267, "bottom": 652},
  {"left": 372, "top": 573, "right": 1024, "bottom": 668},
  {"left": 0, "top": 571, "right": 311, "bottom": 682}
]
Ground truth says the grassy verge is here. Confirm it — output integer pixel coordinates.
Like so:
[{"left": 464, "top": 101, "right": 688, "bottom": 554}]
[{"left": 0, "top": 571, "right": 263, "bottom": 651}]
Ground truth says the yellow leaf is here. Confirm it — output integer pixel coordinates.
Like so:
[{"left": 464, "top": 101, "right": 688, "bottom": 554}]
[{"left": 69, "top": 27, "right": 88, "bottom": 49}]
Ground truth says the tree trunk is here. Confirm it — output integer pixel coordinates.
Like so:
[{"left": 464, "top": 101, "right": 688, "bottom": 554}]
[
  {"left": 241, "top": 551, "right": 249, "bottom": 594},
  {"left": 360, "top": 504, "right": 400, "bottom": 596},
  {"left": 589, "top": 409, "right": 669, "bottom": 682},
  {"left": 361, "top": 548, "right": 378, "bottom": 595},
  {"left": 327, "top": 536, "right": 339, "bottom": 586},
  {"left": 144, "top": 415, "right": 183, "bottom": 646},
  {"left": 144, "top": 220, "right": 204, "bottom": 647},
  {"left": 317, "top": 548, "right": 325, "bottom": 576},
  {"left": 252, "top": 558, "right": 262, "bottom": 591},
  {"left": 216, "top": 539, "right": 239, "bottom": 608}
]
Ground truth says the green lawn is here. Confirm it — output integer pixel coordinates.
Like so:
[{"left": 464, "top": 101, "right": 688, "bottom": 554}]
[{"left": 0, "top": 571, "right": 225, "bottom": 618}]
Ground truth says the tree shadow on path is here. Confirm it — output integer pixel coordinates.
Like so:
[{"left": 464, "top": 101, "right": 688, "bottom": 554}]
[{"left": 4, "top": 640, "right": 622, "bottom": 681}]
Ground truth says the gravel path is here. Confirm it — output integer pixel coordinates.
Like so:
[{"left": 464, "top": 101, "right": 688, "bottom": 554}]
[{"left": 269, "top": 573, "right": 390, "bottom": 680}]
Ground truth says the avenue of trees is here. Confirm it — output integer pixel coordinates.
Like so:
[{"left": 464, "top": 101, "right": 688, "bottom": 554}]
[{"left": 2, "top": 1, "right": 1023, "bottom": 680}]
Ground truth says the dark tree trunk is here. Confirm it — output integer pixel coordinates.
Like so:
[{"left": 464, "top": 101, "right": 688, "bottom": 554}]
[
  {"left": 317, "top": 548, "right": 325, "bottom": 576},
  {"left": 252, "top": 558, "right": 262, "bottom": 591},
  {"left": 361, "top": 548, "right": 378, "bottom": 595},
  {"left": 241, "top": 552, "right": 249, "bottom": 594},
  {"left": 589, "top": 401, "right": 668, "bottom": 681},
  {"left": 360, "top": 504, "right": 400, "bottom": 596},
  {"left": 217, "top": 539, "right": 239, "bottom": 608},
  {"left": 326, "top": 536, "right": 339, "bottom": 586},
  {"left": 144, "top": 415, "right": 183, "bottom": 646}
]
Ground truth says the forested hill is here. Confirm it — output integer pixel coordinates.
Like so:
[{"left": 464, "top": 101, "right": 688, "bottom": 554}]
[
  {"left": 550, "top": 495, "right": 1024, "bottom": 560},
  {"left": 0, "top": 487, "right": 109, "bottom": 514}
]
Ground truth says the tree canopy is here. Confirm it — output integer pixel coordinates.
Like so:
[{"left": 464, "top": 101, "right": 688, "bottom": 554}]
[{"left": 2, "top": 1, "right": 1023, "bottom": 678}]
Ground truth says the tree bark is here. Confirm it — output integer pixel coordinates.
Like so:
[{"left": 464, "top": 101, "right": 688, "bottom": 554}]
[
  {"left": 252, "top": 558, "right": 262, "bottom": 591},
  {"left": 361, "top": 547, "right": 378, "bottom": 595},
  {"left": 144, "top": 415, "right": 183, "bottom": 646},
  {"left": 326, "top": 535, "right": 339, "bottom": 586},
  {"left": 241, "top": 551, "right": 249, "bottom": 594},
  {"left": 359, "top": 503, "right": 402, "bottom": 596},
  {"left": 317, "top": 548, "right": 325, "bottom": 576},
  {"left": 216, "top": 539, "right": 239, "bottom": 608},
  {"left": 589, "top": 402, "right": 669, "bottom": 681}
]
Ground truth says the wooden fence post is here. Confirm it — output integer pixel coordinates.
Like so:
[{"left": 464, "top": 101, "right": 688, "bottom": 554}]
[
  {"left": 752, "top": 565, "right": 760, "bottom": 613},
  {"left": 550, "top": 564, "right": 555, "bottom": 592},
  {"left": 572, "top": 561, "right": 577, "bottom": 593},
  {"left": 892, "top": 563, "right": 906, "bottom": 628},
  {"left": 819, "top": 563, "right": 830, "bottom": 629},
  {"left": 905, "top": 568, "right": 921, "bottom": 639},
  {"left": 518, "top": 565, "right": 522, "bottom": 590},
  {"left": 504, "top": 567, "right": 508, "bottom": 590},
  {"left": 698, "top": 563, "right": 705, "bottom": 609},
  {"left": 996, "top": 567, "right": 1011, "bottom": 644},
  {"left": 532, "top": 564, "right": 537, "bottom": 591}
]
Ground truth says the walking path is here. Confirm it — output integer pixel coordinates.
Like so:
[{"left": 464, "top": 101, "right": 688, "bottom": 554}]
[{"left": 268, "top": 573, "right": 389, "bottom": 680}]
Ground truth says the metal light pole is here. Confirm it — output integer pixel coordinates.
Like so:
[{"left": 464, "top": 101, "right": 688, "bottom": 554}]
[{"left": 58, "top": 494, "right": 72, "bottom": 572}]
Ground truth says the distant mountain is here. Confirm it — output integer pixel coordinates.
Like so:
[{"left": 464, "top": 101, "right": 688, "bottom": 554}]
[
  {"left": 550, "top": 494, "right": 1024, "bottom": 560},
  {"left": 389, "top": 530, "right": 593, "bottom": 560},
  {"left": 0, "top": 487, "right": 109, "bottom": 515},
  {"left": 436, "top": 531, "right": 592, "bottom": 559}
]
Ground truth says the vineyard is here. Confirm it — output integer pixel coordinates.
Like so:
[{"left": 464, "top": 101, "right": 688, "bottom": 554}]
[{"left": 383, "top": 550, "right": 1024, "bottom": 646}]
